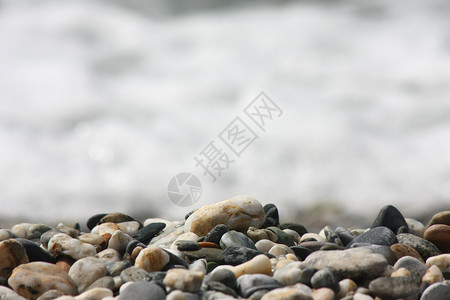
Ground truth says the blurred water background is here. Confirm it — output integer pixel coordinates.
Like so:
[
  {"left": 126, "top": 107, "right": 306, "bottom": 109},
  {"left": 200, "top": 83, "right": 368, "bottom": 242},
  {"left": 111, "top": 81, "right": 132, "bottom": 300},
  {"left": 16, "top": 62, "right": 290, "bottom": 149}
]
[{"left": 1, "top": 0, "right": 450, "bottom": 228}]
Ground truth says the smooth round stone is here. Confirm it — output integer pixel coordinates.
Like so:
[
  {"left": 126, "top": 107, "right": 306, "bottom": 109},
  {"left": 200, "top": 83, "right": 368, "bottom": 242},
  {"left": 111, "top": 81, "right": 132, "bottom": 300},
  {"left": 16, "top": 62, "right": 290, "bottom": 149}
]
[
  {"left": 163, "top": 268, "right": 204, "bottom": 293},
  {"left": 48, "top": 233, "right": 96, "bottom": 260},
  {"left": 220, "top": 230, "right": 256, "bottom": 250},
  {"left": 184, "top": 195, "right": 265, "bottom": 236},
  {"left": 394, "top": 256, "right": 428, "bottom": 283},
  {"left": 269, "top": 244, "right": 295, "bottom": 257},
  {"left": 290, "top": 246, "right": 312, "bottom": 261},
  {"left": 206, "top": 281, "right": 238, "bottom": 298},
  {"left": 99, "top": 212, "right": 136, "bottom": 225},
  {"left": 95, "top": 248, "right": 121, "bottom": 263},
  {"left": 78, "top": 233, "right": 105, "bottom": 247},
  {"left": 371, "top": 205, "right": 409, "bottom": 234},
  {"left": 426, "top": 211, "right": 450, "bottom": 228},
  {"left": 120, "top": 266, "right": 149, "bottom": 283},
  {"left": 298, "top": 268, "right": 317, "bottom": 287},
  {"left": 301, "top": 249, "right": 388, "bottom": 282},
  {"left": 69, "top": 257, "right": 107, "bottom": 293},
  {"left": 189, "top": 259, "right": 207, "bottom": 274},
  {"left": 346, "top": 226, "right": 398, "bottom": 248},
  {"left": 108, "top": 230, "right": 134, "bottom": 254},
  {"left": 260, "top": 287, "right": 312, "bottom": 300},
  {"left": 391, "top": 243, "right": 424, "bottom": 262},
  {"left": 420, "top": 282, "right": 450, "bottom": 300},
  {"left": 223, "top": 246, "right": 262, "bottom": 266},
  {"left": 135, "top": 245, "right": 170, "bottom": 272},
  {"left": 15, "top": 238, "right": 54, "bottom": 263},
  {"left": 11, "top": 223, "right": 34, "bottom": 239},
  {"left": 405, "top": 218, "right": 425, "bottom": 237},
  {"left": 426, "top": 254, "right": 450, "bottom": 273},
  {"left": 0, "top": 229, "right": 14, "bottom": 242},
  {"left": 126, "top": 240, "right": 146, "bottom": 255},
  {"left": 27, "top": 224, "right": 53, "bottom": 240},
  {"left": 119, "top": 281, "right": 166, "bottom": 300},
  {"left": 91, "top": 223, "right": 120, "bottom": 236},
  {"left": 231, "top": 254, "right": 272, "bottom": 278},
  {"left": 311, "top": 287, "right": 334, "bottom": 300},
  {"left": 175, "top": 240, "right": 200, "bottom": 251},
  {"left": 204, "top": 225, "right": 229, "bottom": 245},
  {"left": 255, "top": 239, "right": 277, "bottom": 253},
  {"left": 334, "top": 227, "right": 355, "bottom": 247},
  {"left": 337, "top": 278, "right": 357, "bottom": 299},
  {"left": 117, "top": 221, "right": 141, "bottom": 236},
  {"left": 133, "top": 222, "right": 166, "bottom": 245},
  {"left": 87, "top": 213, "right": 108, "bottom": 230},
  {"left": 87, "top": 276, "right": 115, "bottom": 291},
  {"left": 237, "top": 274, "right": 282, "bottom": 298},
  {"left": 280, "top": 223, "right": 308, "bottom": 237},
  {"left": 208, "top": 267, "right": 237, "bottom": 290},
  {"left": 8, "top": 262, "right": 77, "bottom": 300},
  {"left": 0, "top": 239, "right": 29, "bottom": 278},
  {"left": 247, "top": 227, "right": 270, "bottom": 243},
  {"left": 264, "top": 227, "right": 294, "bottom": 247},
  {"left": 260, "top": 203, "right": 280, "bottom": 229},
  {"left": 311, "top": 267, "right": 339, "bottom": 293},
  {"left": 182, "top": 248, "right": 224, "bottom": 264},
  {"left": 300, "top": 233, "right": 326, "bottom": 243},
  {"left": 424, "top": 224, "right": 450, "bottom": 253},
  {"left": 369, "top": 276, "right": 419, "bottom": 299},
  {"left": 273, "top": 261, "right": 302, "bottom": 286},
  {"left": 283, "top": 229, "right": 301, "bottom": 244},
  {"left": 422, "top": 265, "right": 444, "bottom": 285},
  {"left": 40, "top": 229, "right": 61, "bottom": 248},
  {"left": 397, "top": 233, "right": 441, "bottom": 261},
  {"left": 167, "top": 290, "right": 200, "bottom": 300},
  {"left": 106, "top": 260, "right": 132, "bottom": 276},
  {"left": 349, "top": 244, "right": 397, "bottom": 265},
  {"left": 36, "top": 289, "right": 65, "bottom": 300}
]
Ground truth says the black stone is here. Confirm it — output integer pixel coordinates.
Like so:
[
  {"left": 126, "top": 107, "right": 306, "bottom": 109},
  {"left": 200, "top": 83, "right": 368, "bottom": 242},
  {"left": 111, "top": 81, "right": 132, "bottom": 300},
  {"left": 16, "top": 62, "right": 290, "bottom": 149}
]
[
  {"left": 223, "top": 246, "right": 262, "bottom": 266},
  {"left": 266, "top": 227, "right": 295, "bottom": 246},
  {"left": 260, "top": 204, "right": 280, "bottom": 228},
  {"left": 162, "top": 249, "right": 190, "bottom": 270},
  {"left": 204, "top": 224, "right": 229, "bottom": 245},
  {"left": 371, "top": 205, "right": 409, "bottom": 234},
  {"left": 206, "top": 281, "right": 239, "bottom": 298},
  {"left": 279, "top": 223, "right": 308, "bottom": 236},
  {"left": 86, "top": 213, "right": 107, "bottom": 230},
  {"left": 16, "top": 238, "right": 55, "bottom": 263},
  {"left": 237, "top": 274, "right": 282, "bottom": 298},
  {"left": 346, "top": 226, "right": 398, "bottom": 248},
  {"left": 208, "top": 268, "right": 237, "bottom": 290},
  {"left": 106, "top": 260, "right": 132, "bottom": 276},
  {"left": 125, "top": 240, "right": 147, "bottom": 255},
  {"left": 133, "top": 222, "right": 166, "bottom": 244},
  {"left": 298, "top": 268, "right": 318, "bottom": 287},
  {"left": 335, "top": 227, "right": 355, "bottom": 246},
  {"left": 174, "top": 240, "right": 200, "bottom": 251},
  {"left": 311, "top": 267, "right": 339, "bottom": 293},
  {"left": 290, "top": 246, "right": 313, "bottom": 260}
]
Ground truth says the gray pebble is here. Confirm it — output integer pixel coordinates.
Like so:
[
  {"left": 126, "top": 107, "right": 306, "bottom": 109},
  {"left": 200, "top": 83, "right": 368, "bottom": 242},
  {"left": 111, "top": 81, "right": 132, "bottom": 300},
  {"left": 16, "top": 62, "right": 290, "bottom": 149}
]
[{"left": 311, "top": 267, "right": 339, "bottom": 293}]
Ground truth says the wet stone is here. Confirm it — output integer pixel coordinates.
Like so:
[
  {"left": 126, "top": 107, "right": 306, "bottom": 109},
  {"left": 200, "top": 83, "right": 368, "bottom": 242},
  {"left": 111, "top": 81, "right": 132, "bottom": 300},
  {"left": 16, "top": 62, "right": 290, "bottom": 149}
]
[
  {"left": 347, "top": 226, "right": 398, "bottom": 248},
  {"left": 369, "top": 276, "right": 419, "bottom": 299},
  {"left": 397, "top": 233, "right": 441, "bottom": 261},
  {"left": 371, "top": 205, "right": 409, "bottom": 234},
  {"left": 133, "top": 222, "right": 166, "bottom": 245},
  {"left": 204, "top": 224, "right": 229, "bottom": 245}
]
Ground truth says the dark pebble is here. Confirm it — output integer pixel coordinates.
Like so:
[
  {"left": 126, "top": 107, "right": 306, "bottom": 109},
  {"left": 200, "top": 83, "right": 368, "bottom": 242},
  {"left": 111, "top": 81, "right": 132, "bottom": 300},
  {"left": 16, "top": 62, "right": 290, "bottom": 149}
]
[
  {"left": 40, "top": 229, "right": 62, "bottom": 248},
  {"left": 125, "top": 240, "right": 147, "bottom": 255},
  {"left": 87, "top": 213, "right": 107, "bottom": 231},
  {"left": 279, "top": 223, "right": 308, "bottom": 237},
  {"left": 237, "top": 274, "right": 282, "bottom": 298},
  {"left": 208, "top": 268, "right": 237, "bottom": 290},
  {"left": 369, "top": 276, "right": 419, "bottom": 299},
  {"left": 223, "top": 246, "right": 263, "bottom": 266},
  {"left": 298, "top": 241, "right": 339, "bottom": 252},
  {"left": 120, "top": 266, "right": 150, "bottom": 283},
  {"left": 133, "top": 222, "right": 166, "bottom": 244},
  {"left": 204, "top": 224, "right": 229, "bottom": 245},
  {"left": 175, "top": 240, "right": 200, "bottom": 251},
  {"left": 16, "top": 238, "right": 55, "bottom": 263},
  {"left": 420, "top": 282, "right": 450, "bottom": 300},
  {"left": 260, "top": 204, "right": 280, "bottom": 228},
  {"left": 311, "top": 267, "right": 339, "bottom": 293},
  {"left": 106, "top": 260, "right": 132, "bottom": 276},
  {"left": 335, "top": 227, "right": 355, "bottom": 246},
  {"left": 206, "top": 281, "right": 238, "bottom": 298},
  {"left": 299, "top": 268, "right": 318, "bottom": 287},
  {"left": 290, "top": 246, "right": 313, "bottom": 260},
  {"left": 266, "top": 227, "right": 295, "bottom": 246},
  {"left": 145, "top": 271, "right": 167, "bottom": 284},
  {"left": 182, "top": 248, "right": 224, "bottom": 264},
  {"left": 397, "top": 233, "right": 441, "bottom": 261},
  {"left": 371, "top": 205, "right": 409, "bottom": 234},
  {"left": 347, "top": 226, "right": 398, "bottom": 248}
]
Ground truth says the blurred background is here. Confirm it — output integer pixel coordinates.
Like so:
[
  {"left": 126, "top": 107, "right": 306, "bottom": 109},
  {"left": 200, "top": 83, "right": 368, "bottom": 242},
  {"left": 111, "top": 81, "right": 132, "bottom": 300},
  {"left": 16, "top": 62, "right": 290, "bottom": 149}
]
[{"left": 1, "top": 0, "right": 450, "bottom": 228}]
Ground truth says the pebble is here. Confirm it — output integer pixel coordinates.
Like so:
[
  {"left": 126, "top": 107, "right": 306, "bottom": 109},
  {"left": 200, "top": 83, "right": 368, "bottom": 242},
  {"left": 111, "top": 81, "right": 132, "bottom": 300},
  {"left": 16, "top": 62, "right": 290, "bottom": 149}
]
[
  {"left": 117, "top": 221, "right": 141, "bottom": 236},
  {"left": 8, "top": 262, "right": 77, "bottom": 300},
  {"left": 0, "top": 239, "right": 29, "bottom": 278},
  {"left": 391, "top": 267, "right": 411, "bottom": 277},
  {"left": 133, "top": 222, "right": 166, "bottom": 244},
  {"left": 336, "top": 278, "right": 357, "bottom": 298},
  {"left": 204, "top": 225, "right": 229, "bottom": 245},
  {"left": 260, "top": 203, "right": 280, "bottom": 228},
  {"left": 208, "top": 267, "right": 237, "bottom": 290},
  {"left": 397, "top": 233, "right": 441, "bottom": 260},
  {"left": 335, "top": 227, "right": 356, "bottom": 247},
  {"left": 119, "top": 281, "right": 166, "bottom": 300},
  {"left": 346, "top": 226, "right": 398, "bottom": 248},
  {"left": 302, "top": 249, "right": 388, "bottom": 281},
  {"left": 420, "top": 282, "right": 450, "bottom": 300},
  {"left": 0, "top": 229, "right": 14, "bottom": 242},
  {"left": 393, "top": 256, "right": 427, "bottom": 283},
  {"left": 422, "top": 265, "right": 443, "bottom": 285},
  {"left": 183, "top": 248, "right": 224, "bottom": 264},
  {"left": 426, "top": 254, "right": 450, "bottom": 273},
  {"left": 175, "top": 240, "right": 200, "bottom": 251},
  {"left": 164, "top": 268, "right": 204, "bottom": 293},
  {"left": 300, "top": 233, "right": 326, "bottom": 243},
  {"left": 86, "top": 213, "right": 108, "bottom": 230},
  {"left": 266, "top": 227, "right": 295, "bottom": 246},
  {"left": 48, "top": 233, "right": 96, "bottom": 260},
  {"left": 423, "top": 224, "right": 450, "bottom": 253},
  {"left": 108, "top": 230, "right": 134, "bottom": 254},
  {"left": 230, "top": 254, "right": 272, "bottom": 278},
  {"left": 184, "top": 195, "right": 265, "bottom": 236},
  {"left": 91, "top": 223, "right": 120, "bottom": 236},
  {"left": 290, "top": 246, "right": 313, "bottom": 261},
  {"left": 220, "top": 230, "right": 256, "bottom": 249},
  {"left": 369, "top": 276, "right": 419, "bottom": 299},
  {"left": 311, "top": 287, "right": 334, "bottom": 300},
  {"left": 16, "top": 238, "right": 54, "bottom": 263},
  {"left": 284, "top": 229, "right": 301, "bottom": 244},
  {"left": 37, "top": 289, "right": 65, "bottom": 300},
  {"left": 426, "top": 210, "right": 450, "bottom": 228},
  {"left": 134, "top": 245, "right": 170, "bottom": 272},
  {"left": 78, "top": 233, "right": 105, "bottom": 247},
  {"left": 99, "top": 212, "right": 136, "bottom": 225},
  {"left": 87, "top": 276, "right": 115, "bottom": 291},
  {"left": 167, "top": 290, "right": 200, "bottom": 300},
  {"left": 260, "top": 287, "right": 312, "bottom": 300},
  {"left": 269, "top": 244, "right": 295, "bottom": 257},
  {"left": 311, "top": 267, "right": 339, "bottom": 293},
  {"left": 255, "top": 239, "right": 278, "bottom": 252},
  {"left": 11, "top": 223, "right": 34, "bottom": 239},
  {"left": 68, "top": 257, "right": 107, "bottom": 293},
  {"left": 40, "top": 229, "right": 61, "bottom": 248},
  {"left": 96, "top": 248, "right": 121, "bottom": 263},
  {"left": 223, "top": 246, "right": 262, "bottom": 266},
  {"left": 349, "top": 243, "right": 397, "bottom": 265},
  {"left": 371, "top": 205, "right": 409, "bottom": 234},
  {"left": 390, "top": 243, "right": 424, "bottom": 262},
  {"left": 405, "top": 218, "right": 425, "bottom": 237},
  {"left": 27, "top": 224, "right": 53, "bottom": 240},
  {"left": 273, "top": 261, "right": 302, "bottom": 286},
  {"left": 237, "top": 274, "right": 282, "bottom": 298},
  {"left": 120, "top": 266, "right": 149, "bottom": 283}
]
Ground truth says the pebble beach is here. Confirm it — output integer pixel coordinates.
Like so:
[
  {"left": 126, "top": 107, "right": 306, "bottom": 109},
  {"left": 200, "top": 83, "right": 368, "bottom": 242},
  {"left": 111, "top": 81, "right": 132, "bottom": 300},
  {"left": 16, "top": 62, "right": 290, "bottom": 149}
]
[{"left": 0, "top": 195, "right": 449, "bottom": 300}]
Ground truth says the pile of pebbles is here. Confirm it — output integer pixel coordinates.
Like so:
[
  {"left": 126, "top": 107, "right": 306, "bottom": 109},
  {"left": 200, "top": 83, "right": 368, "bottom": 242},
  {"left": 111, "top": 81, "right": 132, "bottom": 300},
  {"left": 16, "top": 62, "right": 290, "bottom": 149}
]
[{"left": 0, "top": 195, "right": 449, "bottom": 300}]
